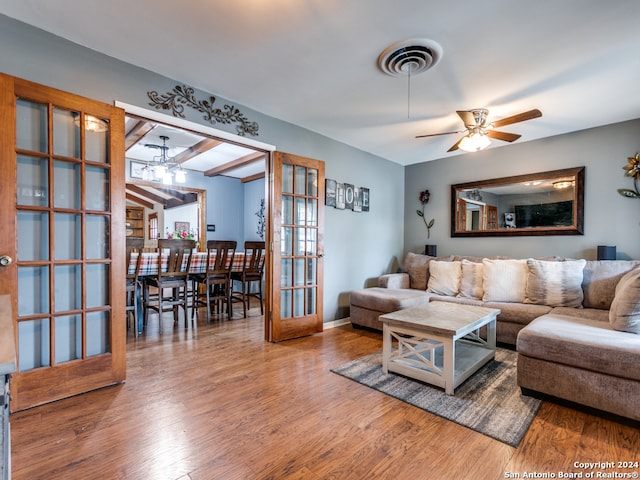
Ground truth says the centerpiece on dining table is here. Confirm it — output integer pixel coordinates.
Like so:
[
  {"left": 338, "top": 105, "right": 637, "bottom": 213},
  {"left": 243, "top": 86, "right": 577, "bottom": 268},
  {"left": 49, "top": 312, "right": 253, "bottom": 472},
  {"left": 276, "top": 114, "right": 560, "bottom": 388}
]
[{"left": 165, "top": 228, "right": 199, "bottom": 250}]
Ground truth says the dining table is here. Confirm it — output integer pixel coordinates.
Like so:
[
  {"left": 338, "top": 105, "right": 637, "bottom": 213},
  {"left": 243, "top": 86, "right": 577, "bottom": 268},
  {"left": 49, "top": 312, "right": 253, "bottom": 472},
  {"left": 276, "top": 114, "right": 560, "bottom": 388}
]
[
  {"left": 128, "top": 251, "right": 246, "bottom": 334},
  {"left": 128, "top": 251, "right": 245, "bottom": 276}
]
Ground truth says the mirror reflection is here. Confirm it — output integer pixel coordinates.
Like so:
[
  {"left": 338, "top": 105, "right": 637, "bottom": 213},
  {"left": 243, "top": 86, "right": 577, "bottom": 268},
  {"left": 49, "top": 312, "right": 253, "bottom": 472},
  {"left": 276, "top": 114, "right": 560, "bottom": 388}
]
[{"left": 451, "top": 167, "right": 584, "bottom": 237}]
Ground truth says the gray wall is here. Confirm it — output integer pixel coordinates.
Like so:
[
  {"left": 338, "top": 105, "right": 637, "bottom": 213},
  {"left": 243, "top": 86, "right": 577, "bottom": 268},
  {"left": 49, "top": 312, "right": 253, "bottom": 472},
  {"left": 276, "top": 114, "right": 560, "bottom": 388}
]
[
  {"left": 5, "top": 13, "right": 637, "bottom": 323},
  {"left": 0, "top": 14, "right": 405, "bottom": 322},
  {"left": 405, "top": 119, "right": 640, "bottom": 261}
]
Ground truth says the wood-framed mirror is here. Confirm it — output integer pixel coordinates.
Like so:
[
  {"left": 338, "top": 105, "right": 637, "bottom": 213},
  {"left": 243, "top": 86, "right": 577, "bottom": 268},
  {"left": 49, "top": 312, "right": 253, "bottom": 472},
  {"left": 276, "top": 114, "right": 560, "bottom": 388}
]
[{"left": 451, "top": 166, "right": 584, "bottom": 237}]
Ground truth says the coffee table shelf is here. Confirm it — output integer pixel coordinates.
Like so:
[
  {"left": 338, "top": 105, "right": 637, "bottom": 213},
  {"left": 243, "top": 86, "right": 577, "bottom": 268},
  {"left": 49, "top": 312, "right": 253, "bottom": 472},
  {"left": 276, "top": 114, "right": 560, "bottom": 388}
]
[{"left": 380, "top": 302, "right": 500, "bottom": 395}]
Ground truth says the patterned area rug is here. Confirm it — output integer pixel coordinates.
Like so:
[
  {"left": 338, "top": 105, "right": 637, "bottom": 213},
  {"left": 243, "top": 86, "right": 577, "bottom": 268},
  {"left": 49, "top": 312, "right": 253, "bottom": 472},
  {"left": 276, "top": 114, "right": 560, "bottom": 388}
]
[{"left": 331, "top": 347, "right": 541, "bottom": 447}]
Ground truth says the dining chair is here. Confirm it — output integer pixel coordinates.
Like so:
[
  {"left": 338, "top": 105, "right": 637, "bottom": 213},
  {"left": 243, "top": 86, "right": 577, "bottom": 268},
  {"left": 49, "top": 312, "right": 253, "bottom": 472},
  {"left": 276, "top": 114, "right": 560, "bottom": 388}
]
[
  {"left": 125, "top": 238, "right": 145, "bottom": 336},
  {"left": 144, "top": 238, "right": 196, "bottom": 333},
  {"left": 231, "top": 241, "right": 266, "bottom": 318},
  {"left": 191, "top": 240, "right": 237, "bottom": 322}
]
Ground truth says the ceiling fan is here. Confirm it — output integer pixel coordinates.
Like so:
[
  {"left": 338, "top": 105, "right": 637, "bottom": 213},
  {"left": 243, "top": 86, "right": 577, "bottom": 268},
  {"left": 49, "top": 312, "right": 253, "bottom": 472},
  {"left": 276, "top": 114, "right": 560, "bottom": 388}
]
[{"left": 416, "top": 108, "right": 542, "bottom": 152}]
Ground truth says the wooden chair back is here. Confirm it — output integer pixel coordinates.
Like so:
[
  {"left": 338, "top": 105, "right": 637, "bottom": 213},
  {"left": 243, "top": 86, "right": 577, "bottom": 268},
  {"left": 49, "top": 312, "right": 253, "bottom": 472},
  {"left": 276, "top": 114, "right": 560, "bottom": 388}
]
[
  {"left": 126, "top": 238, "right": 145, "bottom": 283},
  {"left": 157, "top": 239, "right": 196, "bottom": 279},
  {"left": 242, "top": 241, "right": 266, "bottom": 276},
  {"left": 205, "top": 240, "right": 237, "bottom": 277}
]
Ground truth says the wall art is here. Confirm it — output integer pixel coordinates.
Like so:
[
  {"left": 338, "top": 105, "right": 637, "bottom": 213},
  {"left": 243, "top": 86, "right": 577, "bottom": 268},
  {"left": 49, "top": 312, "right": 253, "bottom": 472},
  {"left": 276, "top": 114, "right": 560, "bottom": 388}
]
[
  {"left": 147, "top": 84, "right": 259, "bottom": 137},
  {"left": 326, "top": 178, "right": 369, "bottom": 212}
]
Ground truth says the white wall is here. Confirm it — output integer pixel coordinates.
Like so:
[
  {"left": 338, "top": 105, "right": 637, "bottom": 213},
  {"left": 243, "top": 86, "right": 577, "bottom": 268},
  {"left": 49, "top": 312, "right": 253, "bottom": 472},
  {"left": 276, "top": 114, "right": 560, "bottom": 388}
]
[{"left": 163, "top": 203, "right": 199, "bottom": 238}]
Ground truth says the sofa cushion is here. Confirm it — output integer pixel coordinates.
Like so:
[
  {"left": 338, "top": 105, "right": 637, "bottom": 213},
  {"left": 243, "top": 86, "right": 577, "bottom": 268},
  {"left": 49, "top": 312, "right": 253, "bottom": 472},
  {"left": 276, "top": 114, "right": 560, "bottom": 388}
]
[
  {"left": 517, "top": 314, "right": 640, "bottom": 381},
  {"left": 482, "top": 301, "right": 552, "bottom": 326},
  {"left": 582, "top": 260, "right": 640, "bottom": 309},
  {"left": 427, "top": 260, "right": 461, "bottom": 296},
  {"left": 429, "top": 294, "right": 483, "bottom": 307},
  {"left": 482, "top": 258, "right": 528, "bottom": 302},
  {"left": 550, "top": 306, "right": 609, "bottom": 323},
  {"left": 609, "top": 267, "right": 640, "bottom": 334},
  {"left": 403, "top": 252, "right": 432, "bottom": 290},
  {"left": 524, "top": 258, "right": 586, "bottom": 307},
  {"left": 403, "top": 252, "right": 454, "bottom": 290},
  {"left": 378, "top": 273, "right": 409, "bottom": 289},
  {"left": 458, "top": 259, "right": 483, "bottom": 299},
  {"left": 349, "top": 287, "right": 430, "bottom": 313}
]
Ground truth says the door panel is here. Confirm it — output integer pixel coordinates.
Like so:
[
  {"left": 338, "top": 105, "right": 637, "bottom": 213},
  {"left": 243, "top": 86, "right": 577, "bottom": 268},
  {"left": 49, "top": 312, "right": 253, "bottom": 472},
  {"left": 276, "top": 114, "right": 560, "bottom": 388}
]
[
  {"left": 0, "top": 74, "right": 126, "bottom": 411},
  {"left": 268, "top": 152, "right": 324, "bottom": 341}
]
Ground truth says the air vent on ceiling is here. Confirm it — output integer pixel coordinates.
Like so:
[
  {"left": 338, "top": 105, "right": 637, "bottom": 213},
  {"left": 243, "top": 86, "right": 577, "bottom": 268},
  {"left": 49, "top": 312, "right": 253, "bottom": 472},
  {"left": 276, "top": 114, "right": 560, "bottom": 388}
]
[{"left": 377, "top": 38, "right": 443, "bottom": 77}]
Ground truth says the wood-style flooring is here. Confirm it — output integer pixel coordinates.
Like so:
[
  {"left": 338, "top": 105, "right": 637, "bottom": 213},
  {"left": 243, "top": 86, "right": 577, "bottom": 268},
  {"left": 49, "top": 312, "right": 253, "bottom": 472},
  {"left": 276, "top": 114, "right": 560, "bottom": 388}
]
[{"left": 10, "top": 304, "right": 640, "bottom": 480}]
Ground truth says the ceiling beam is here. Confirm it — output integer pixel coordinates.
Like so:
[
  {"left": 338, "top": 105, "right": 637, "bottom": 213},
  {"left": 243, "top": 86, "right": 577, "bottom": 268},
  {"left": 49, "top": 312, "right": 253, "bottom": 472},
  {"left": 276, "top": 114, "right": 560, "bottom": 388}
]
[
  {"left": 241, "top": 172, "right": 266, "bottom": 183},
  {"left": 126, "top": 183, "right": 168, "bottom": 206},
  {"left": 165, "top": 194, "right": 198, "bottom": 209},
  {"left": 155, "top": 187, "right": 188, "bottom": 202},
  {"left": 126, "top": 193, "right": 154, "bottom": 210},
  {"left": 173, "top": 138, "right": 222, "bottom": 165},
  {"left": 204, "top": 151, "right": 266, "bottom": 177},
  {"left": 125, "top": 120, "right": 156, "bottom": 151},
  {"left": 152, "top": 187, "right": 197, "bottom": 208}
]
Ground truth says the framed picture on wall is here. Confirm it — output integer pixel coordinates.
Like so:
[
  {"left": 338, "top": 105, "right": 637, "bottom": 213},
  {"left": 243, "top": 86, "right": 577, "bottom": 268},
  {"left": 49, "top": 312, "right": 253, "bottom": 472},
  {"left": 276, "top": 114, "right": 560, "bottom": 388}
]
[
  {"left": 130, "top": 161, "right": 145, "bottom": 179},
  {"left": 335, "top": 183, "right": 345, "bottom": 209},
  {"left": 175, "top": 221, "right": 190, "bottom": 232},
  {"left": 344, "top": 183, "right": 354, "bottom": 210},
  {"left": 325, "top": 179, "right": 337, "bottom": 207},
  {"left": 361, "top": 187, "right": 370, "bottom": 212},
  {"left": 352, "top": 187, "right": 362, "bottom": 212}
]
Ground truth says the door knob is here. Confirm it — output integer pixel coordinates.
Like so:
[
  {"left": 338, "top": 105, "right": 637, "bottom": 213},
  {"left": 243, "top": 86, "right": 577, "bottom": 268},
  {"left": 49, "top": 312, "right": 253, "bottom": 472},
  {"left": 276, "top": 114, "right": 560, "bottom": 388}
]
[{"left": 0, "top": 256, "right": 12, "bottom": 266}]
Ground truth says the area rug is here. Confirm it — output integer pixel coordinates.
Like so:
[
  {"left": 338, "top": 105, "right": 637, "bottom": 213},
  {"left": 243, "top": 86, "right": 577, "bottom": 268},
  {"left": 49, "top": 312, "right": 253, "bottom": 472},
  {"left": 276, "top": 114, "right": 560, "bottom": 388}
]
[{"left": 331, "top": 348, "right": 541, "bottom": 447}]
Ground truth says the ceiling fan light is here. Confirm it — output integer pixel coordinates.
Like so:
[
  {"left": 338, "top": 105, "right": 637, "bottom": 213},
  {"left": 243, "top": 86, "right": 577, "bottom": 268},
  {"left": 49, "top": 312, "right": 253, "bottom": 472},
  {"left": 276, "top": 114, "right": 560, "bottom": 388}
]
[{"left": 459, "top": 133, "right": 491, "bottom": 152}]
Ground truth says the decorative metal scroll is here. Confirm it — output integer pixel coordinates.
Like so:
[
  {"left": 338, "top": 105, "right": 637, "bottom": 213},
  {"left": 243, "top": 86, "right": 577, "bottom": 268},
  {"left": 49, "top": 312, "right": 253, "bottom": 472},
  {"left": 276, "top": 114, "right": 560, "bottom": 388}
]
[{"left": 147, "top": 85, "right": 259, "bottom": 137}]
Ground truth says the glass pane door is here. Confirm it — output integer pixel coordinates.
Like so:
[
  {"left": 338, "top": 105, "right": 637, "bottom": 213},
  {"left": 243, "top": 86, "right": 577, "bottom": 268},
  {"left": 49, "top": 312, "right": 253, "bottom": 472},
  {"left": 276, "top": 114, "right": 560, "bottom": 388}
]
[
  {"left": 269, "top": 152, "right": 324, "bottom": 341},
  {"left": 0, "top": 74, "right": 126, "bottom": 411}
]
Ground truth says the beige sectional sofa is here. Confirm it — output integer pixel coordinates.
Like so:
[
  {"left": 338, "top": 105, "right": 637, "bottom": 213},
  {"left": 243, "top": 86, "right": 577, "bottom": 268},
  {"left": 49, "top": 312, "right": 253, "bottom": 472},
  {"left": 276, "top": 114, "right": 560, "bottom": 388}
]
[{"left": 349, "top": 252, "right": 640, "bottom": 421}]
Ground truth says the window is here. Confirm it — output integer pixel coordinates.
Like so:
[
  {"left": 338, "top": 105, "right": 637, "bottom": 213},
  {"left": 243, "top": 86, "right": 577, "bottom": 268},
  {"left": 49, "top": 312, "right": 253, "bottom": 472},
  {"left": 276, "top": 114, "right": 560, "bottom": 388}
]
[{"left": 148, "top": 213, "right": 158, "bottom": 240}]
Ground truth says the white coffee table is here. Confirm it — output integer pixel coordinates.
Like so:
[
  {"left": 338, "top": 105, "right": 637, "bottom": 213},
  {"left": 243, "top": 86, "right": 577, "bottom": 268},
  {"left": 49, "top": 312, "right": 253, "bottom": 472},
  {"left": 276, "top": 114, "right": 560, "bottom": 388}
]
[{"left": 380, "top": 302, "right": 501, "bottom": 395}]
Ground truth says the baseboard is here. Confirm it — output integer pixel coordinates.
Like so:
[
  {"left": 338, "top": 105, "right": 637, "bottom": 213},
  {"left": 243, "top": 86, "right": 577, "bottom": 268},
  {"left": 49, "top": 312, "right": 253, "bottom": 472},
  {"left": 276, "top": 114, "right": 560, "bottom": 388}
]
[{"left": 323, "top": 318, "right": 351, "bottom": 329}]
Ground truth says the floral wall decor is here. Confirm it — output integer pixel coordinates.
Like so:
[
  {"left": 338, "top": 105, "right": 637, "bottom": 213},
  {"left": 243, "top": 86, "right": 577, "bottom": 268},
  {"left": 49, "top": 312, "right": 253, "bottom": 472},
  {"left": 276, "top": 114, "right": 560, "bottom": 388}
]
[
  {"left": 147, "top": 84, "right": 259, "bottom": 137},
  {"left": 255, "top": 198, "right": 266, "bottom": 240},
  {"left": 618, "top": 152, "right": 640, "bottom": 199},
  {"left": 417, "top": 189, "right": 435, "bottom": 239}
]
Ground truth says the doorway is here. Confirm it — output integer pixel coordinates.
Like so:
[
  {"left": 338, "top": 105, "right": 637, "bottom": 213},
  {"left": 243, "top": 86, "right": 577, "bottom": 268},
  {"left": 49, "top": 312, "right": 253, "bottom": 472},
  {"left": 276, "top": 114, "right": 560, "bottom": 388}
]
[{"left": 118, "top": 102, "right": 275, "bottom": 334}]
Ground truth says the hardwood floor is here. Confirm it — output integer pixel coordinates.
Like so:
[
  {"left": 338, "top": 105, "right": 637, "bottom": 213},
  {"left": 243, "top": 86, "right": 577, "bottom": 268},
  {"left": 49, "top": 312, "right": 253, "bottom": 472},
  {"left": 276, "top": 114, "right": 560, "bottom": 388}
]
[{"left": 10, "top": 305, "right": 640, "bottom": 480}]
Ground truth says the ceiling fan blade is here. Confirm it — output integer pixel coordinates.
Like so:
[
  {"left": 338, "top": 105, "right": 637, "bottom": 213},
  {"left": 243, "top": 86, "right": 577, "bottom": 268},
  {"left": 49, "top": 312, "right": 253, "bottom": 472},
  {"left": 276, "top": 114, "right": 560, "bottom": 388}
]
[
  {"left": 491, "top": 109, "right": 542, "bottom": 128},
  {"left": 415, "top": 130, "right": 465, "bottom": 139},
  {"left": 456, "top": 110, "right": 476, "bottom": 126},
  {"left": 447, "top": 137, "right": 464, "bottom": 152},
  {"left": 485, "top": 130, "right": 521, "bottom": 142}
]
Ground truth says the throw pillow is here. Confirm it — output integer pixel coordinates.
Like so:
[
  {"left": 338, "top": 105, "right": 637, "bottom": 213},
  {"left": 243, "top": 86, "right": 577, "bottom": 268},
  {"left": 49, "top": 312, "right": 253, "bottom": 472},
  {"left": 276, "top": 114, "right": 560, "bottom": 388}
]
[
  {"left": 482, "top": 258, "right": 528, "bottom": 303},
  {"left": 427, "top": 260, "right": 461, "bottom": 296},
  {"left": 458, "top": 259, "right": 484, "bottom": 299},
  {"left": 582, "top": 260, "right": 640, "bottom": 309},
  {"left": 403, "top": 252, "right": 433, "bottom": 290},
  {"left": 609, "top": 267, "right": 640, "bottom": 334},
  {"left": 524, "top": 258, "right": 586, "bottom": 307}
]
